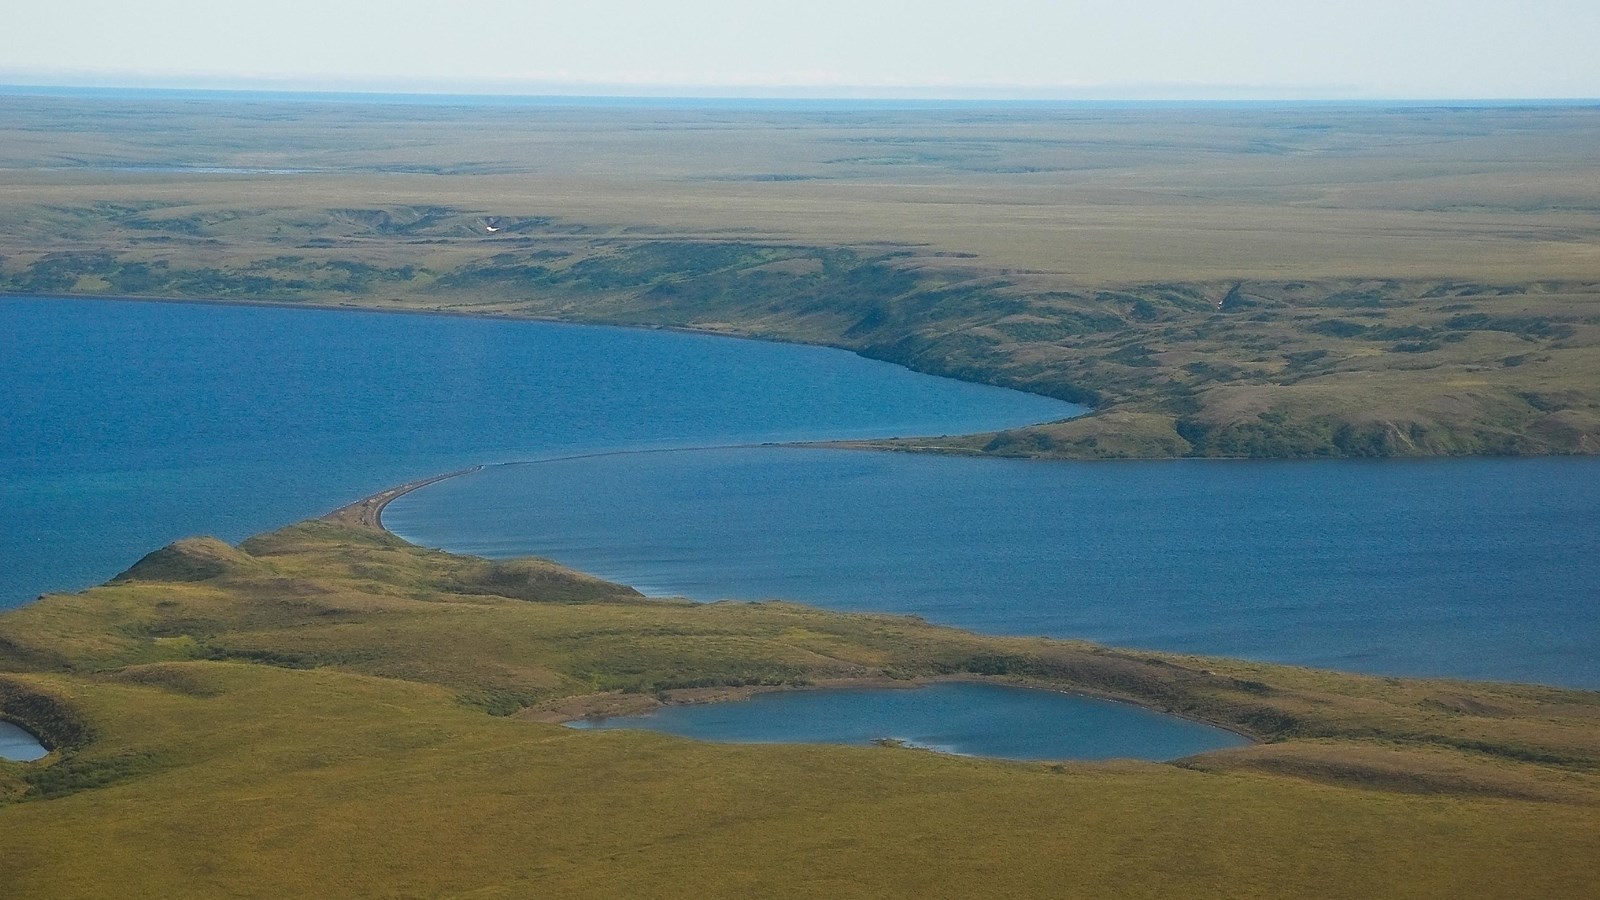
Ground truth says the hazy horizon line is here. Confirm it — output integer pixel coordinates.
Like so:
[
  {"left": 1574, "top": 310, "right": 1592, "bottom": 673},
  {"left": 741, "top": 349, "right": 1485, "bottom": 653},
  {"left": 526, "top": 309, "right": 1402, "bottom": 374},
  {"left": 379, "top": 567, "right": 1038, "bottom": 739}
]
[{"left": 3, "top": 72, "right": 1598, "bottom": 105}]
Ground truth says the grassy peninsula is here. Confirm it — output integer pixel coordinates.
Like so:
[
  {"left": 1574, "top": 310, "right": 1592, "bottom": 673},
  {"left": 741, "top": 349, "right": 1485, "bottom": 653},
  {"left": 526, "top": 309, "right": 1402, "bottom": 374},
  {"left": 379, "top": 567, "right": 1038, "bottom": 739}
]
[
  {"left": 3, "top": 95, "right": 1599, "bottom": 458},
  {"left": 2, "top": 516, "right": 1598, "bottom": 898}
]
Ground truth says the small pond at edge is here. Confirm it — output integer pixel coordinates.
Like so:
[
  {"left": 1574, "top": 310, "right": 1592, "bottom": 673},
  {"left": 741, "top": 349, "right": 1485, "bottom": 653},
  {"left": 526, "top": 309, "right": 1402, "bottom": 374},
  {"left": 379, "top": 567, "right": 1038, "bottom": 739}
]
[{"left": 0, "top": 722, "right": 47, "bottom": 762}]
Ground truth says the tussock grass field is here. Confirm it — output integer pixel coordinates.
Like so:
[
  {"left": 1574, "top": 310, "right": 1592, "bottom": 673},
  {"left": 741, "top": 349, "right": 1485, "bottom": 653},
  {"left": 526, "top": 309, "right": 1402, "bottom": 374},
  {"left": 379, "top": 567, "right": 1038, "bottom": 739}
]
[
  {"left": 1, "top": 520, "right": 1598, "bottom": 898},
  {"left": 3, "top": 95, "right": 1599, "bottom": 457}
]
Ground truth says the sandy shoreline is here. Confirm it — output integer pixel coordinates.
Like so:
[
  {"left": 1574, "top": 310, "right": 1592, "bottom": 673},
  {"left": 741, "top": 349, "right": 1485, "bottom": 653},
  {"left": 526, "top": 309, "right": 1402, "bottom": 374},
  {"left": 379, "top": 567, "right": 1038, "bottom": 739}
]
[{"left": 321, "top": 465, "right": 484, "bottom": 530}]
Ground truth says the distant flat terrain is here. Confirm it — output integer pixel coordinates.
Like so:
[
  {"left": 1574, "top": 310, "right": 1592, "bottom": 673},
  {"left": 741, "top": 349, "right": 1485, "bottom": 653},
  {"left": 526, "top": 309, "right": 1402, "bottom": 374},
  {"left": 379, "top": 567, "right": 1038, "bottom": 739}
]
[
  {"left": 2, "top": 94, "right": 1598, "bottom": 456},
  {"left": 4, "top": 96, "right": 1597, "bottom": 282}
]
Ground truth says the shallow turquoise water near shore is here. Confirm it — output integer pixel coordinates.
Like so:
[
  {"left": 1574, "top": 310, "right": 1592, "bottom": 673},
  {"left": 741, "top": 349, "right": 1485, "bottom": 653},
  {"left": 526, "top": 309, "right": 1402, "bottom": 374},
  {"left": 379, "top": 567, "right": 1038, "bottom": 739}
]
[
  {"left": 567, "top": 682, "right": 1250, "bottom": 761},
  {"left": 0, "top": 295, "right": 1077, "bottom": 608},
  {"left": 389, "top": 447, "right": 1600, "bottom": 687}
]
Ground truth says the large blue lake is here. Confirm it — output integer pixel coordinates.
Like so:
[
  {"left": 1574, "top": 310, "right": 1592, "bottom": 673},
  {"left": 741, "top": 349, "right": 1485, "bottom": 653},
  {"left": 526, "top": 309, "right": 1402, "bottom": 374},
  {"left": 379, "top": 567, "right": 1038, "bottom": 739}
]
[
  {"left": 388, "top": 448, "right": 1600, "bottom": 688},
  {"left": 0, "top": 295, "right": 1077, "bottom": 608},
  {"left": 6, "top": 294, "right": 1597, "bottom": 691}
]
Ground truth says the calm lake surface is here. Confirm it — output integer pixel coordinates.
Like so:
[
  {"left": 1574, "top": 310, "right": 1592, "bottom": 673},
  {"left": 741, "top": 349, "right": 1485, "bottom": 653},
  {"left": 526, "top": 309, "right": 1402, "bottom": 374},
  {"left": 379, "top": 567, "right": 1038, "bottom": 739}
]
[
  {"left": 0, "top": 721, "right": 48, "bottom": 762},
  {"left": 8, "top": 294, "right": 1598, "bottom": 690},
  {"left": 568, "top": 682, "right": 1249, "bottom": 761},
  {"left": 0, "top": 295, "right": 1077, "bottom": 608},
  {"left": 389, "top": 448, "right": 1600, "bottom": 688}
]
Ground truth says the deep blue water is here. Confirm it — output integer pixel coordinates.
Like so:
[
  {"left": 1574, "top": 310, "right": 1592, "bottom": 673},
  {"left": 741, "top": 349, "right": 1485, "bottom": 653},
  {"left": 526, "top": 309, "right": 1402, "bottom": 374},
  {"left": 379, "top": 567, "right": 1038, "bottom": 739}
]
[
  {"left": 388, "top": 447, "right": 1600, "bottom": 687},
  {"left": 0, "top": 296, "right": 1078, "bottom": 608},
  {"left": 567, "top": 682, "right": 1249, "bottom": 761},
  {"left": 0, "top": 721, "right": 48, "bottom": 762}
]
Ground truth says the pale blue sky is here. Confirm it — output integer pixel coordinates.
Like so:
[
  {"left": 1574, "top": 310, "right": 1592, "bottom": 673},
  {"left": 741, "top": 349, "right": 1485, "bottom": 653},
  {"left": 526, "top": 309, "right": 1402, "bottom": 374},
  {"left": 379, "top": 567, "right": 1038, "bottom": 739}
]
[{"left": 4, "top": 0, "right": 1597, "bottom": 99}]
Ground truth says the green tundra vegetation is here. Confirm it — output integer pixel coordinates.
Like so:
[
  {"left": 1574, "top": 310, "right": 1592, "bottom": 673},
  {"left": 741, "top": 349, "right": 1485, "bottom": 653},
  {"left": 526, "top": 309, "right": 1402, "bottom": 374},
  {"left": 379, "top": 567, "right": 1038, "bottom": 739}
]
[
  {"left": 2, "top": 519, "right": 1598, "bottom": 898},
  {"left": 2, "top": 94, "right": 1599, "bottom": 896},
  {"left": 2, "top": 95, "right": 1598, "bottom": 457}
]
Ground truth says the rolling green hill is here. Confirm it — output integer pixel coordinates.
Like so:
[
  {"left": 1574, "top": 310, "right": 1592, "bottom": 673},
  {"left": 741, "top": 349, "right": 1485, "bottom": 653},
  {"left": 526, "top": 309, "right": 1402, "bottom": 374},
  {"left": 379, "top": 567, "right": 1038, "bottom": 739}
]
[{"left": 3, "top": 519, "right": 1598, "bottom": 898}]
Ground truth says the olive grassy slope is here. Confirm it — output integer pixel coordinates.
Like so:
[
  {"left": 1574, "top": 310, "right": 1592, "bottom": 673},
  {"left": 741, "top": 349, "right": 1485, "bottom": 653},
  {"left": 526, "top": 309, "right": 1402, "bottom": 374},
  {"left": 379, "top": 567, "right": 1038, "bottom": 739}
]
[
  {"left": 7, "top": 214, "right": 1598, "bottom": 459},
  {"left": 3, "top": 99, "right": 1599, "bottom": 459},
  {"left": 2, "top": 520, "right": 1599, "bottom": 898}
]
